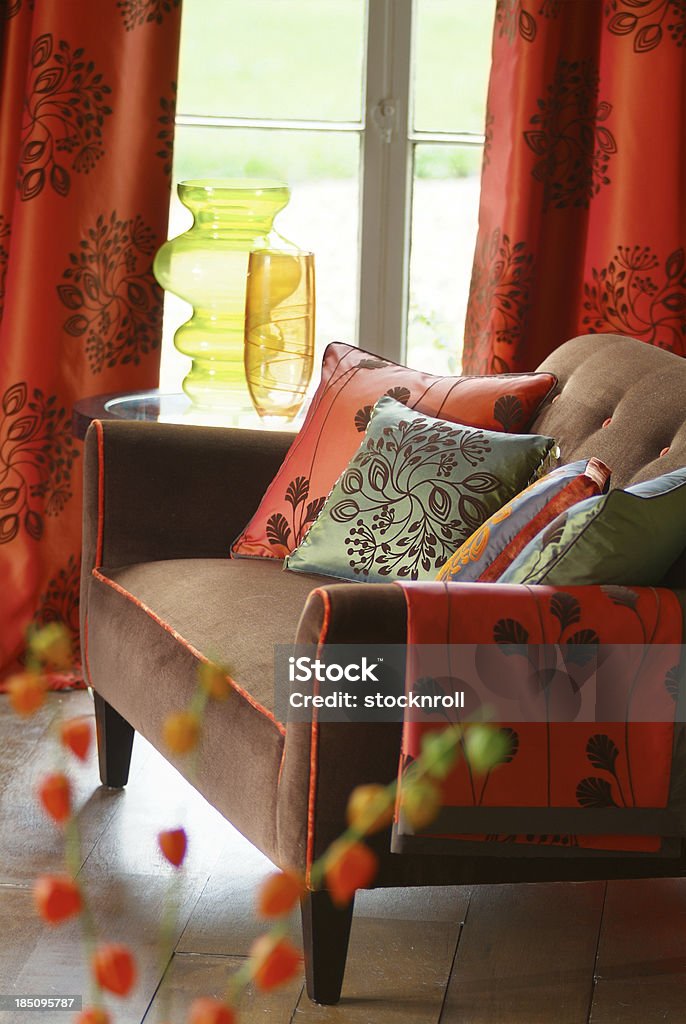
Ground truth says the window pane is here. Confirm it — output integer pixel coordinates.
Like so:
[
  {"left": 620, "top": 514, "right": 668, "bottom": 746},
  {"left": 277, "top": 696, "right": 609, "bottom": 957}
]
[
  {"left": 178, "top": 0, "right": 365, "bottom": 122},
  {"left": 413, "top": 0, "right": 494, "bottom": 134},
  {"left": 406, "top": 145, "right": 482, "bottom": 376},
  {"left": 159, "top": 127, "right": 360, "bottom": 392}
]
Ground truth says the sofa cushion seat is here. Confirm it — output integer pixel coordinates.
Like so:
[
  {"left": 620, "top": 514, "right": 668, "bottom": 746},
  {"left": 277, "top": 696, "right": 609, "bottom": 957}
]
[
  {"left": 85, "top": 558, "right": 339, "bottom": 861},
  {"left": 90, "top": 558, "right": 339, "bottom": 721}
]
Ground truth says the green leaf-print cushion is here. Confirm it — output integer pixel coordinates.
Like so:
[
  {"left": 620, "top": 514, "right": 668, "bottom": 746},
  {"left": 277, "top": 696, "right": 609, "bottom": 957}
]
[
  {"left": 499, "top": 467, "right": 686, "bottom": 586},
  {"left": 284, "top": 396, "right": 556, "bottom": 582}
]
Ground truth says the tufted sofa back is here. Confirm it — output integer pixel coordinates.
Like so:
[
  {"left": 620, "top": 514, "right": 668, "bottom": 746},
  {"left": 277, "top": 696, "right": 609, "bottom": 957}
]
[
  {"left": 531, "top": 333, "right": 686, "bottom": 488},
  {"left": 530, "top": 333, "right": 686, "bottom": 586}
]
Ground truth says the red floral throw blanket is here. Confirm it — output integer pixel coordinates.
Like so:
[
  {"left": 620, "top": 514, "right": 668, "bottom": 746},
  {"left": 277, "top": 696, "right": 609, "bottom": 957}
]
[{"left": 394, "top": 582, "right": 685, "bottom": 857}]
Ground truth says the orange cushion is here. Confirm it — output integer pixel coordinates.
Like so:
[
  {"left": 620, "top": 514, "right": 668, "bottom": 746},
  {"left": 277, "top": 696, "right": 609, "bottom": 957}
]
[{"left": 231, "top": 342, "right": 556, "bottom": 560}]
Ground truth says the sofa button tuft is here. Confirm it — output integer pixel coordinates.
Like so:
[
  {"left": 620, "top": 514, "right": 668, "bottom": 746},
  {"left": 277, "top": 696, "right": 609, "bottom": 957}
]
[{"left": 601, "top": 417, "right": 612, "bottom": 428}]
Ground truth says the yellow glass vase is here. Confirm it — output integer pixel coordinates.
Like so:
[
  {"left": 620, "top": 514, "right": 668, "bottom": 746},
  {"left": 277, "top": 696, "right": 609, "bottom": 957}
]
[
  {"left": 244, "top": 250, "right": 315, "bottom": 422},
  {"left": 153, "top": 179, "right": 292, "bottom": 410}
]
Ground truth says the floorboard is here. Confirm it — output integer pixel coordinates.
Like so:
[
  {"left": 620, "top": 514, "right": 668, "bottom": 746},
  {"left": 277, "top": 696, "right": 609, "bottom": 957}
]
[
  {"left": 144, "top": 952, "right": 303, "bottom": 1023},
  {"left": 440, "top": 881, "right": 605, "bottom": 1024},
  {"left": 0, "top": 699, "right": 59, "bottom": 795},
  {"left": 82, "top": 735, "right": 233, "bottom": 880},
  {"left": 0, "top": 691, "right": 118, "bottom": 885},
  {"left": 295, "top": 914, "right": 461, "bottom": 1024},
  {"left": 590, "top": 878, "right": 686, "bottom": 1024},
  {"left": 14, "top": 874, "right": 206, "bottom": 1024},
  {"left": 175, "top": 836, "right": 283, "bottom": 957},
  {"left": 0, "top": 888, "right": 44, "bottom": 993}
]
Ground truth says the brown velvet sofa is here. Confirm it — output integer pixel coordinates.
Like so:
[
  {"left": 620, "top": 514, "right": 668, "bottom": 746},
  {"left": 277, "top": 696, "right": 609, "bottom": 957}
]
[{"left": 80, "top": 333, "right": 686, "bottom": 1003}]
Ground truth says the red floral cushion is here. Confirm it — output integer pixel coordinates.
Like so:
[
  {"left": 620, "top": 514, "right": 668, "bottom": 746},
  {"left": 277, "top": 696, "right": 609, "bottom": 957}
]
[{"left": 232, "top": 343, "right": 557, "bottom": 559}]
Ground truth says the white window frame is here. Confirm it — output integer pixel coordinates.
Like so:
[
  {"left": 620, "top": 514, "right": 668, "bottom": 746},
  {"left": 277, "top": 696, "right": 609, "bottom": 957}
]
[
  {"left": 360, "top": 0, "right": 486, "bottom": 362},
  {"left": 172, "top": 0, "right": 487, "bottom": 366}
]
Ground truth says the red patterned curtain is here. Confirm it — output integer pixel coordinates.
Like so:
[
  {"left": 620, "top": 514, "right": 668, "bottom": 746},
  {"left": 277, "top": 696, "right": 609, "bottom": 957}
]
[
  {"left": 463, "top": 0, "right": 686, "bottom": 374},
  {"left": 0, "top": 0, "right": 181, "bottom": 685}
]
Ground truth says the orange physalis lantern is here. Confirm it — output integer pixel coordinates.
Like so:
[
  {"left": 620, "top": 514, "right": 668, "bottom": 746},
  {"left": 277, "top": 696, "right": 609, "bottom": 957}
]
[
  {"left": 163, "top": 711, "right": 200, "bottom": 754},
  {"left": 257, "top": 870, "right": 305, "bottom": 918},
  {"left": 324, "top": 840, "right": 378, "bottom": 907},
  {"left": 250, "top": 935, "right": 301, "bottom": 991},
  {"left": 198, "top": 662, "right": 232, "bottom": 701},
  {"left": 187, "top": 996, "right": 236, "bottom": 1024},
  {"left": 37, "top": 772, "right": 71, "bottom": 824},
  {"left": 34, "top": 875, "right": 82, "bottom": 924},
  {"left": 74, "top": 1009, "right": 111, "bottom": 1024},
  {"left": 399, "top": 779, "right": 442, "bottom": 830},
  {"left": 346, "top": 784, "right": 393, "bottom": 834},
  {"left": 60, "top": 717, "right": 92, "bottom": 761},
  {"left": 30, "top": 622, "right": 73, "bottom": 670},
  {"left": 7, "top": 672, "right": 47, "bottom": 716},
  {"left": 92, "top": 943, "right": 137, "bottom": 997},
  {"left": 158, "top": 828, "right": 188, "bottom": 868}
]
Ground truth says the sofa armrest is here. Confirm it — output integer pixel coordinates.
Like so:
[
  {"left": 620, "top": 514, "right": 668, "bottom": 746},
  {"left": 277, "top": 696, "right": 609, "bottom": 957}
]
[
  {"left": 81, "top": 418, "right": 291, "bottom": 573},
  {"left": 276, "top": 583, "right": 406, "bottom": 872}
]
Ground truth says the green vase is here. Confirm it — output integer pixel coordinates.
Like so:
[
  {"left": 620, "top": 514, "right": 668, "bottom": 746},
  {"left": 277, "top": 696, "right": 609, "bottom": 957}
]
[{"left": 153, "top": 178, "right": 291, "bottom": 409}]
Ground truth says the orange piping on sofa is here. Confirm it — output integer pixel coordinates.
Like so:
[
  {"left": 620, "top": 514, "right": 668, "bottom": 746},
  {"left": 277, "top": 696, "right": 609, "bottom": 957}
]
[
  {"left": 94, "top": 419, "right": 105, "bottom": 567},
  {"left": 305, "top": 587, "right": 331, "bottom": 884},
  {"left": 82, "top": 613, "right": 94, "bottom": 688}
]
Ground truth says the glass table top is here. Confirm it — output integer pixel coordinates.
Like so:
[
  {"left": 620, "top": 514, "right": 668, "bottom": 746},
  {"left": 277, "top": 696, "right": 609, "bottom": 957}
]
[{"left": 73, "top": 390, "right": 305, "bottom": 436}]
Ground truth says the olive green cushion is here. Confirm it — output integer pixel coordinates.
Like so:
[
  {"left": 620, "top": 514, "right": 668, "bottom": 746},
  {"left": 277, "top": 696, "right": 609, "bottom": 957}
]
[
  {"left": 285, "top": 396, "right": 556, "bottom": 582},
  {"left": 499, "top": 467, "right": 686, "bottom": 586}
]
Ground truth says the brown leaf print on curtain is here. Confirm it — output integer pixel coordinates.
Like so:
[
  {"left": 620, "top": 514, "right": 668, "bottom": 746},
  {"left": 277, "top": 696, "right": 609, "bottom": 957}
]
[
  {"left": 495, "top": 0, "right": 538, "bottom": 43},
  {"left": 57, "top": 211, "right": 163, "bottom": 372},
  {"left": 583, "top": 245, "right": 686, "bottom": 355},
  {"left": 33, "top": 553, "right": 80, "bottom": 659},
  {"left": 495, "top": 0, "right": 562, "bottom": 44},
  {"left": 18, "top": 34, "right": 113, "bottom": 200},
  {"left": 0, "top": 216, "right": 9, "bottom": 321},
  {"left": 463, "top": 229, "right": 535, "bottom": 374},
  {"left": 524, "top": 58, "right": 617, "bottom": 209},
  {"left": 482, "top": 109, "right": 494, "bottom": 168},
  {"left": 605, "top": 0, "right": 686, "bottom": 52},
  {"left": 6, "top": 1, "right": 34, "bottom": 18},
  {"left": 0, "top": 383, "right": 79, "bottom": 544},
  {"left": 157, "top": 81, "right": 177, "bottom": 177},
  {"left": 118, "top": 0, "right": 181, "bottom": 30}
]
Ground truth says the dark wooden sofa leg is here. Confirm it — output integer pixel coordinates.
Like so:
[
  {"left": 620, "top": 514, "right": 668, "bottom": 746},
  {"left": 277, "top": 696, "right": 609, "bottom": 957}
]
[
  {"left": 301, "top": 889, "right": 354, "bottom": 1005},
  {"left": 94, "top": 692, "right": 135, "bottom": 788}
]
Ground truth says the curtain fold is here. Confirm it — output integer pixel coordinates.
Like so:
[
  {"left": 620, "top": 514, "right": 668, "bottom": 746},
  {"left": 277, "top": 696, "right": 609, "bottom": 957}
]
[
  {"left": 0, "top": 0, "right": 181, "bottom": 685},
  {"left": 464, "top": 0, "right": 686, "bottom": 374}
]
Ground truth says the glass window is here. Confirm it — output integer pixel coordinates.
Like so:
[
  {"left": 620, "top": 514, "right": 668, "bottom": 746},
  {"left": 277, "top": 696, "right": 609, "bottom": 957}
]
[
  {"left": 413, "top": 0, "right": 493, "bottom": 134},
  {"left": 177, "top": 0, "right": 366, "bottom": 122},
  {"left": 407, "top": 144, "right": 482, "bottom": 375}
]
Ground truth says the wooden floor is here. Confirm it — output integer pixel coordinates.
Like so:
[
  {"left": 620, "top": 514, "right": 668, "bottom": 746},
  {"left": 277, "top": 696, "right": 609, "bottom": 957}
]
[{"left": 2, "top": 692, "right": 686, "bottom": 1024}]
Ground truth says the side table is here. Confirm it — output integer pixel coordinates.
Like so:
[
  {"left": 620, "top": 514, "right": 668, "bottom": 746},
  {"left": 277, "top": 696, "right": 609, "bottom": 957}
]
[{"left": 72, "top": 389, "right": 304, "bottom": 441}]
